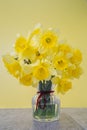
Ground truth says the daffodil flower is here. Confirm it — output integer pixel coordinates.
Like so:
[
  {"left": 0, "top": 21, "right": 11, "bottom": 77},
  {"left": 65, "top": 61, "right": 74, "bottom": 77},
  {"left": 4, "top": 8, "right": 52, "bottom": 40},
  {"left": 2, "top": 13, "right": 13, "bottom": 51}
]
[
  {"left": 53, "top": 56, "right": 68, "bottom": 70},
  {"left": 40, "top": 30, "right": 58, "bottom": 49},
  {"left": 33, "top": 62, "right": 50, "bottom": 80},
  {"left": 56, "top": 77, "right": 72, "bottom": 94},
  {"left": 14, "top": 36, "right": 27, "bottom": 53},
  {"left": 2, "top": 54, "right": 21, "bottom": 78}
]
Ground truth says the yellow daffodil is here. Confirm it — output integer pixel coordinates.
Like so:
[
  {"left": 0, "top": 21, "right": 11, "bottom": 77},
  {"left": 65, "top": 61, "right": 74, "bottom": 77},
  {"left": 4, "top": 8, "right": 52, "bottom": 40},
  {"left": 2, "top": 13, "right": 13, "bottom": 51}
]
[
  {"left": 71, "top": 66, "right": 83, "bottom": 78},
  {"left": 56, "top": 78, "right": 72, "bottom": 94},
  {"left": 58, "top": 43, "right": 72, "bottom": 54},
  {"left": 14, "top": 36, "right": 27, "bottom": 53},
  {"left": 33, "top": 63, "right": 50, "bottom": 80},
  {"left": 21, "top": 45, "right": 36, "bottom": 63},
  {"left": 70, "top": 49, "right": 82, "bottom": 65},
  {"left": 63, "top": 65, "right": 83, "bottom": 79},
  {"left": 53, "top": 56, "right": 68, "bottom": 70},
  {"left": 19, "top": 73, "right": 32, "bottom": 86},
  {"left": 40, "top": 30, "right": 58, "bottom": 49},
  {"left": 2, "top": 54, "right": 21, "bottom": 78}
]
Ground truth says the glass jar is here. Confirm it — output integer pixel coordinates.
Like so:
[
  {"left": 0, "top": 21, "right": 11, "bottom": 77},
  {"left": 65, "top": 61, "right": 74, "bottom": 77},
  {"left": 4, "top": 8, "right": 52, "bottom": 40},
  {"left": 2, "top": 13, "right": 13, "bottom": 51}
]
[{"left": 32, "top": 80, "right": 60, "bottom": 122}]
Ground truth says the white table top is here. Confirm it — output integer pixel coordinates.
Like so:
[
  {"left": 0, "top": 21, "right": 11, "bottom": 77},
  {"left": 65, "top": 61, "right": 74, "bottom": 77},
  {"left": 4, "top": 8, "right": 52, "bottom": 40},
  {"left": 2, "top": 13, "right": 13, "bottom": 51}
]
[{"left": 0, "top": 108, "right": 87, "bottom": 130}]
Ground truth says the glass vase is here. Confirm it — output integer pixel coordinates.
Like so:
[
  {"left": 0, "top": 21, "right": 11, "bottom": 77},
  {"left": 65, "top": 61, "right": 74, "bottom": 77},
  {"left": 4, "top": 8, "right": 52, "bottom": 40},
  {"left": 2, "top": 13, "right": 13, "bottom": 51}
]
[{"left": 32, "top": 80, "right": 60, "bottom": 122}]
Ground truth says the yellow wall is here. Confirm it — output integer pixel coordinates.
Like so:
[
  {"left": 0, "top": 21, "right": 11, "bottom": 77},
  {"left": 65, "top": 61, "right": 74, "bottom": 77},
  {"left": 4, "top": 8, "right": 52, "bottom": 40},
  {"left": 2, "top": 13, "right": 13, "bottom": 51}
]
[{"left": 0, "top": 0, "right": 87, "bottom": 108}]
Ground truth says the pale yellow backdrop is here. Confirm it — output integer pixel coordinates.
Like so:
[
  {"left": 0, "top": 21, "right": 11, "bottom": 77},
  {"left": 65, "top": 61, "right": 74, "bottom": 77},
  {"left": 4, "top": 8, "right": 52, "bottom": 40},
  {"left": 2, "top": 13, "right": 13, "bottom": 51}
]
[{"left": 0, "top": 0, "right": 87, "bottom": 108}]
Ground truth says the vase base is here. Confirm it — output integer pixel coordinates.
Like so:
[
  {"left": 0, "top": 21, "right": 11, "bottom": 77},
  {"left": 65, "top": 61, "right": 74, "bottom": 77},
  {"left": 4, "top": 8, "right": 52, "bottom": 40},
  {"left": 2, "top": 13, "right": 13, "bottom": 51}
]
[
  {"left": 30, "top": 120, "right": 59, "bottom": 130},
  {"left": 33, "top": 115, "right": 59, "bottom": 122}
]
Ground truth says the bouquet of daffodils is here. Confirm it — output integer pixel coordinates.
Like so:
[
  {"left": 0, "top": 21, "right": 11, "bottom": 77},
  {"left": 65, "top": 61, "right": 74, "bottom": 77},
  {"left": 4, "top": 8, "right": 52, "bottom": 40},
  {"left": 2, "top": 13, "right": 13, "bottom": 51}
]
[{"left": 3, "top": 24, "right": 83, "bottom": 94}]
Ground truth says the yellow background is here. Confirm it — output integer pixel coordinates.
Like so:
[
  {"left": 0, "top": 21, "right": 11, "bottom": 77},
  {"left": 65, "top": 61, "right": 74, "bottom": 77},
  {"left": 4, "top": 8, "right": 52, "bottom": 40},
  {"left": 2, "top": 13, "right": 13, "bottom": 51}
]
[{"left": 0, "top": 0, "right": 87, "bottom": 108}]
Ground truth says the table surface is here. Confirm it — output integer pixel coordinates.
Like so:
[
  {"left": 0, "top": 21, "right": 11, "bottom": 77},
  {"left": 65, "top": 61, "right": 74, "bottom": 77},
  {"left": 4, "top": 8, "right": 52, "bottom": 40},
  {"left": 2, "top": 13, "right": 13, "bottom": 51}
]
[{"left": 0, "top": 108, "right": 87, "bottom": 130}]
